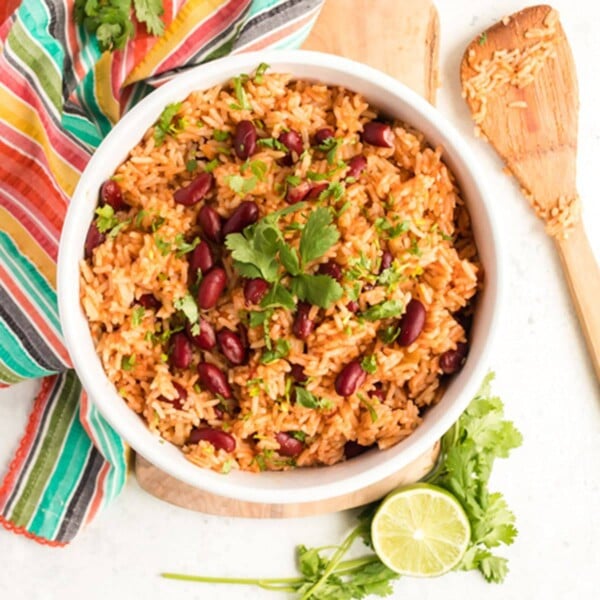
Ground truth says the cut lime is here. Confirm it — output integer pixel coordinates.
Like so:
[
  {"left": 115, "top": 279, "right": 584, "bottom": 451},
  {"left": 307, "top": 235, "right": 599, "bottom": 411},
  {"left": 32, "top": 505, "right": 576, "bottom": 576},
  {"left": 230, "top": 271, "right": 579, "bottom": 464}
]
[{"left": 371, "top": 483, "right": 471, "bottom": 577}]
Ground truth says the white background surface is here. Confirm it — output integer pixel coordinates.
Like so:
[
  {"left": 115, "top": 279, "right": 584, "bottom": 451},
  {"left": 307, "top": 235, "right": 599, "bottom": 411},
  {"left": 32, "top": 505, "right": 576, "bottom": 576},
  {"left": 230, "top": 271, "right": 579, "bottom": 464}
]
[{"left": 1, "top": 1, "right": 600, "bottom": 598}]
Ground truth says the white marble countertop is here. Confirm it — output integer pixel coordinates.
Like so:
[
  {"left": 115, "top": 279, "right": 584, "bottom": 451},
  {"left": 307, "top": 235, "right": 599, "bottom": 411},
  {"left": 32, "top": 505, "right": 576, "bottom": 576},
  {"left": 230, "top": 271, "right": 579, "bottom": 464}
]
[{"left": 2, "top": 1, "right": 600, "bottom": 598}]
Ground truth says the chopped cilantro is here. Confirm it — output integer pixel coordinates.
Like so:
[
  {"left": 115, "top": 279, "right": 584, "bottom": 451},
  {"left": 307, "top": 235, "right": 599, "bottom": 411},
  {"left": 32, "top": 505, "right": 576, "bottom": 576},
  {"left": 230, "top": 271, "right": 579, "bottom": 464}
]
[
  {"left": 226, "top": 174, "right": 258, "bottom": 195},
  {"left": 153, "top": 235, "right": 171, "bottom": 256},
  {"left": 213, "top": 129, "right": 230, "bottom": 142},
  {"left": 360, "top": 355, "right": 377, "bottom": 374},
  {"left": 121, "top": 354, "right": 136, "bottom": 371},
  {"left": 379, "top": 324, "right": 401, "bottom": 343},
  {"left": 154, "top": 102, "right": 185, "bottom": 146},
  {"left": 254, "top": 62, "right": 270, "bottom": 83},
  {"left": 95, "top": 205, "right": 120, "bottom": 234},
  {"left": 257, "top": 137, "right": 288, "bottom": 152},
  {"left": 261, "top": 339, "right": 290, "bottom": 364},
  {"left": 229, "top": 74, "right": 251, "bottom": 110},
  {"left": 361, "top": 300, "right": 403, "bottom": 321},
  {"left": 295, "top": 387, "right": 331, "bottom": 410},
  {"left": 316, "top": 136, "right": 344, "bottom": 164},
  {"left": 374, "top": 217, "right": 410, "bottom": 239},
  {"left": 185, "top": 159, "right": 198, "bottom": 172},
  {"left": 131, "top": 306, "right": 145, "bottom": 327},
  {"left": 174, "top": 293, "right": 199, "bottom": 327},
  {"left": 173, "top": 234, "right": 200, "bottom": 257},
  {"left": 286, "top": 175, "right": 302, "bottom": 187}
]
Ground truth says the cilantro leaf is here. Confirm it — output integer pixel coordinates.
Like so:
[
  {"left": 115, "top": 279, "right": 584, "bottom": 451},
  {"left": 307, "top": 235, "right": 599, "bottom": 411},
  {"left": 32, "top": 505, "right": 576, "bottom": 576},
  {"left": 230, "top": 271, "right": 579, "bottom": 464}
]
[
  {"left": 278, "top": 242, "right": 300, "bottom": 276},
  {"left": 360, "top": 355, "right": 377, "bottom": 374},
  {"left": 225, "top": 174, "right": 258, "bottom": 195},
  {"left": 361, "top": 300, "right": 403, "bottom": 321},
  {"left": 257, "top": 137, "right": 288, "bottom": 152},
  {"left": 131, "top": 306, "right": 145, "bottom": 327},
  {"left": 133, "top": 0, "right": 164, "bottom": 36},
  {"left": 295, "top": 387, "right": 331, "bottom": 410},
  {"left": 213, "top": 129, "right": 230, "bottom": 142},
  {"left": 121, "top": 354, "right": 136, "bottom": 371},
  {"left": 173, "top": 234, "right": 199, "bottom": 257},
  {"left": 226, "top": 224, "right": 280, "bottom": 282},
  {"left": 185, "top": 159, "right": 198, "bottom": 172},
  {"left": 260, "top": 283, "right": 295, "bottom": 311},
  {"left": 95, "top": 204, "right": 120, "bottom": 233},
  {"left": 261, "top": 339, "right": 290, "bottom": 364},
  {"left": 174, "top": 293, "right": 199, "bottom": 327},
  {"left": 204, "top": 159, "right": 219, "bottom": 173},
  {"left": 291, "top": 274, "right": 343, "bottom": 309},
  {"left": 154, "top": 102, "right": 184, "bottom": 146},
  {"left": 299, "top": 207, "right": 340, "bottom": 265}
]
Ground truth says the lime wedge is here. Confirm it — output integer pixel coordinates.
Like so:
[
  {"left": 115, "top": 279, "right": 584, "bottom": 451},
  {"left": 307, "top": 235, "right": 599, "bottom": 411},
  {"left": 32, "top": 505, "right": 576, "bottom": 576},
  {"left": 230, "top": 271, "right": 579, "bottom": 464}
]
[{"left": 371, "top": 483, "right": 471, "bottom": 577}]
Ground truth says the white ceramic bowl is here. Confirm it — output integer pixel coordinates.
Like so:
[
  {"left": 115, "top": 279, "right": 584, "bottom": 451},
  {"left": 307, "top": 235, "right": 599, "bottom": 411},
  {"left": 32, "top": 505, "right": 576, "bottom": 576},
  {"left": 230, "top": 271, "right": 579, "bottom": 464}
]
[{"left": 58, "top": 50, "right": 502, "bottom": 504}]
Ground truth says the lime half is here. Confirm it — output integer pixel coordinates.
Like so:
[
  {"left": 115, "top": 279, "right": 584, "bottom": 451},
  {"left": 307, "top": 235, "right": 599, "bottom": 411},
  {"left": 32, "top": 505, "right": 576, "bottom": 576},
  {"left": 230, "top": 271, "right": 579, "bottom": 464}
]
[{"left": 371, "top": 483, "right": 471, "bottom": 577}]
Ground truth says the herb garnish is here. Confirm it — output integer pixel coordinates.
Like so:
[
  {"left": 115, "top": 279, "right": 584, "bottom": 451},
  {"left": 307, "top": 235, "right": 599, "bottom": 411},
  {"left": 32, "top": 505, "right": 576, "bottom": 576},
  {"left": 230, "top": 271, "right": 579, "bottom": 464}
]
[
  {"left": 131, "top": 306, "right": 145, "bottom": 327},
  {"left": 95, "top": 205, "right": 128, "bottom": 237},
  {"left": 173, "top": 234, "right": 200, "bottom": 257},
  {"left": 295, "top": 387, "right": 332, "bottom": 410},
  {"left": 121, "top": 354, "right": 136, "bottom": 371},
  {"left": 154, "top": 102, "right": 185, "bottom": 146},
  {"left": 258, "top": 137, "right": 289, "bottom": 152},
  {"left": 261, "top": 339, "right": 290, "bottom": 364},
  {"left": 254, "top": 62, "right": 270, "bottom": 83},
  {"left": 213, "top": 129, "right": 230, "bottom": 142},
  {"left": 360, "top": 355, "right": 377, "bottom": 374},
  {"left": 361, "top": 300, "right": 403, "bottom": 322},
  {"left": 374, "top": 217, "right": 410, "bottom": 239},
  {"left": 162, "top": 373, "right": 522, "bottom": 594},
  {"left": 316, "top": 137, "right": 344, "bottom": 164},
  {"left": 230, "top": 74, "right": 252, "bottom": 111},
  {"left": 174, "top": 293, "right": 199, "bottom": 333},
  {"left": 226, "top": 174, "right": 258, "bottom": 195},
  {"left": 185, "top": 159, "right": 198, "bottom": 172}
]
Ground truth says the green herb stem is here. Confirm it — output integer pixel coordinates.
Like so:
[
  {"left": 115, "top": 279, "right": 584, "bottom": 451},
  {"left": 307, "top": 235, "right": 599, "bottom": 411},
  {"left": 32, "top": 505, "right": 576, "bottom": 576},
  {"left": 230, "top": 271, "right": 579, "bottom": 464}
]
[
  {"left": 161, "top": 572, "right": 303, "bottom": 592},
  {"left": 299, "top": 524, "right": 363, "bottom": 600}
]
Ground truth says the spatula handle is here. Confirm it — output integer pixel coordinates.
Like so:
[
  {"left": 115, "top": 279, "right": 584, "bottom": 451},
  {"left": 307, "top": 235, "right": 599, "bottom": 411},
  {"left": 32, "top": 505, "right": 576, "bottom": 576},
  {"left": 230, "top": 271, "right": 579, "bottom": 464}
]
[{"left": 555, "top": 221, "right": 600, "bottom": 381}]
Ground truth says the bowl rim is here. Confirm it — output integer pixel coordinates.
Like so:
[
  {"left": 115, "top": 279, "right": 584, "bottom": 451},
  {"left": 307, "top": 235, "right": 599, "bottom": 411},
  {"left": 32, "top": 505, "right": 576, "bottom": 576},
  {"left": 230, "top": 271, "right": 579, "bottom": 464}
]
[{"left": 57, "top": 49, "right": 503, "bottom": 504}]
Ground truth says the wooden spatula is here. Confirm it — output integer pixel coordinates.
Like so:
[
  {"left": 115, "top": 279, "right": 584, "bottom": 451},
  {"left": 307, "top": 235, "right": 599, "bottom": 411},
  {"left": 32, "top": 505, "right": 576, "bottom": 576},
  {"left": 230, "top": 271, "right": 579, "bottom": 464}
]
[{"left": 460, "top": 5, "right": 600, "bottom": 381}]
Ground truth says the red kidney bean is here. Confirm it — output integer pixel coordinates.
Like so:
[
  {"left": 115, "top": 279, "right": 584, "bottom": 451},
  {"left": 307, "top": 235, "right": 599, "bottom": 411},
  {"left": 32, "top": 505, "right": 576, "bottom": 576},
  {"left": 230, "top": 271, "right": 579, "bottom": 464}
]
[
  {"left": 347, "top": 300, "right": 360, "bottom": 313},
  {"left": 307, "top": 182, "right": 328, "bottom": 200},
  {"left": 380, "top": 251, "right": 393, "bottom": 272},
  {"left": 335, "top": 359, "right": 367, "bottom": 396},
  {"left": 188, "top": 427, "right": 236, "bottom": 452},
  {"left": 314, "top": 127, "right": 334, "bottom": 145},
  {"left": 439, "top": 342, "right": 468, "bottom": 374},
  {"left": 397, "top": 299, "right": 426, "bottom": 346},
  {"left": 85, "top": 222, "right": 105, "bottom": 259},
  {"left": 362, "top": 121, "right": 394, "bottom": 148},
  {"left": 344, "top": 441, "right": 372, "bottom": 460},
  {"left": 186, "top": 319, "right": 216, "bottom": 350},
  {"left": 318, "top": 260, "right": 343, "bottom": 281},
  {"left": 276, "top": 432, "right": 304, "bottom": 457},
  {"left": 278, "top": 130, "right": 303, "bottom": 165},
  {"left": 286, "top": 181, "right": 311, "bottom": 204},
  {"left": 222, "top": 201, "right": 259, "bottom": 236},
  {"left": 170, "top": 332, "right": 193, "bottom": 369},
  {"left": 244, "top": 278, "right": 270, "bottom": 305},
  {"left": 217, "top": 329, "right": 247, "bottom": 365},
  {"left": 138, "top": 294, "right": 161, "bottom": 310},
  {"left": 100, "top": 179, "right": 126, "bottom": 211},
  {"left": 174, "top": 172, "right": 214, "bottom": 206},
  {"left": 369, "top": 383, "right": 386, "bottom": 403},
  {"left": 198, "top": 205, "right": 223, "bottom": 242},
  {"left": 159, "top": 381, "right": 187, "bottom": 410},
  {"left": 290, "top": 364, "right": 308, "bottom": 383},
  {"left": 293, "top": 302, "right": 315, "bottom": 340},
  {"left": 197, "top": 267, "right": 227, "bottom": 309},
  {"left": 188, "top": 241, "right": 215, "bottom": 278},
  {"left": 346, "top": 155, "right": 367, "bottom": 180},
  {"left": 197, "top": 362, "right": 232, "bottom": 398},
  {"left": 234, "top": 120, "right": 257, "bottom": 159}
]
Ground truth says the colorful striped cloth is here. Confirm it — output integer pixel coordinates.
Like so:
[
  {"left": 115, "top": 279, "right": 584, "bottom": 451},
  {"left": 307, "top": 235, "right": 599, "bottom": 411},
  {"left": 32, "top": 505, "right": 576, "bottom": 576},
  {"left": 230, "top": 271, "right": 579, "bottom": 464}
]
[{"left": 0, "top": 0, "right": 324, "bottom": 546}]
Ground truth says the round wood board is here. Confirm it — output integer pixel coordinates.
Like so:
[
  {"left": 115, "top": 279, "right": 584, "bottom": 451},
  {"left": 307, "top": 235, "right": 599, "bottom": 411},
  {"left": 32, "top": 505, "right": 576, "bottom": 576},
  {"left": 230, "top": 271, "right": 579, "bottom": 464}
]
[{"left": 135, "top": 0, "right": 441, "bottom": 517}]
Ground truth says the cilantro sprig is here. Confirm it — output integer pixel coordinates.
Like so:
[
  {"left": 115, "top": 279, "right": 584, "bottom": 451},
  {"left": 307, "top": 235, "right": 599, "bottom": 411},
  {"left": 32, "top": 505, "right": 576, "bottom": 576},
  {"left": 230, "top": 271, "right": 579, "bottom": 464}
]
[
  {"left": 74, "top": 0, "right": 165, "bottom": 52},
  {"left": 225, "top": 205, "right": 343, "bottom": 309},
  {"left": 154, "top": 102, "right": 185, "bottom": 146},
  {"left": 162, "top": 373, "right": 522, "bottom": 594}
]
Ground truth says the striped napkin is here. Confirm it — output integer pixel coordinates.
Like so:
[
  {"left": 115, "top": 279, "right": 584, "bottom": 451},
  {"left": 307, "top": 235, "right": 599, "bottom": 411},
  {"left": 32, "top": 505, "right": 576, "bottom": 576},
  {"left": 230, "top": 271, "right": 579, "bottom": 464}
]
[{"left": 0, "top": 0, "right": 323, "bottom": 546}]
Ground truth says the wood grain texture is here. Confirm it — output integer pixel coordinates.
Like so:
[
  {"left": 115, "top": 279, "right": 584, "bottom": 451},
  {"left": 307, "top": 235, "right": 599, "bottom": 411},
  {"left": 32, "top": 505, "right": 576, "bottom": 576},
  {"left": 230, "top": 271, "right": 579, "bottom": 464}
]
[
  {"left": 304, "top": 0, "right": 439, "bottom": 103},
  {"left": 136, "top": 0, "right": 442, "bottom": 515},
  {"left": 460, "top": 5, "right": 578, "bottom": 208},
  {"left": 460, "top": 6, "right": 600, "bottom": 381},
  {"left": 136, "top": 443, "right": 440, "bottom": 517}
]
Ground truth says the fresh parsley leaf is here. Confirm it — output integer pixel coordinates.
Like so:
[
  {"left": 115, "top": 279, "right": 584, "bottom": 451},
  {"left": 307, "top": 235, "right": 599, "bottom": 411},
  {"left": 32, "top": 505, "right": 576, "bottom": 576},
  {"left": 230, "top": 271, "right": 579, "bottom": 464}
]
[
  {"left": 299, "top": 207, "right": 340, "bottom": 265},
  {"left": 133, "top": 0, "right": 164, "bottom": 36},
  {"left": 291, "top": 274, "right": 343, "bottom": 309},
  {"left": 121, "top": 354, "right": 136, "bottom": 371},
  {"left": 213, "top": 129, "right": 230, "bottom": 142},
  {"left": 174, "top": 293, "right": 199, "bottom": 329},
  {"left": 254, "top": 62, "right": 270, "bottom": 83},
  {"left": 226, "top": 174, "right": 258, "bottom": 195},
  {"left": 361, "top": 300, "right": 403, "bottom": 321},
  {"left": 360, "top": 355, "right": 377, "bottom": 374},
  {"left": 173, "top": 234, "right": 200, "bottom": 257},
  {"left": 261, "top": 339, "right": 290, "bottom": 364},
  {"left": 131, "top": 306, "right": 145, "bottom": 327},
  {"left": 154, "top": 102, "right": 184, "bottom": 146}
]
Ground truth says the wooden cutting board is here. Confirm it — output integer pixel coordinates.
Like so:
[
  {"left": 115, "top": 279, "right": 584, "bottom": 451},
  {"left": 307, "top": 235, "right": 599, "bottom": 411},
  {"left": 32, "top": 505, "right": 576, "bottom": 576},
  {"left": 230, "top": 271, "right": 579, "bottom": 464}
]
[{"left": 135, "top": 0, "right": 440, "bottom": 517}]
